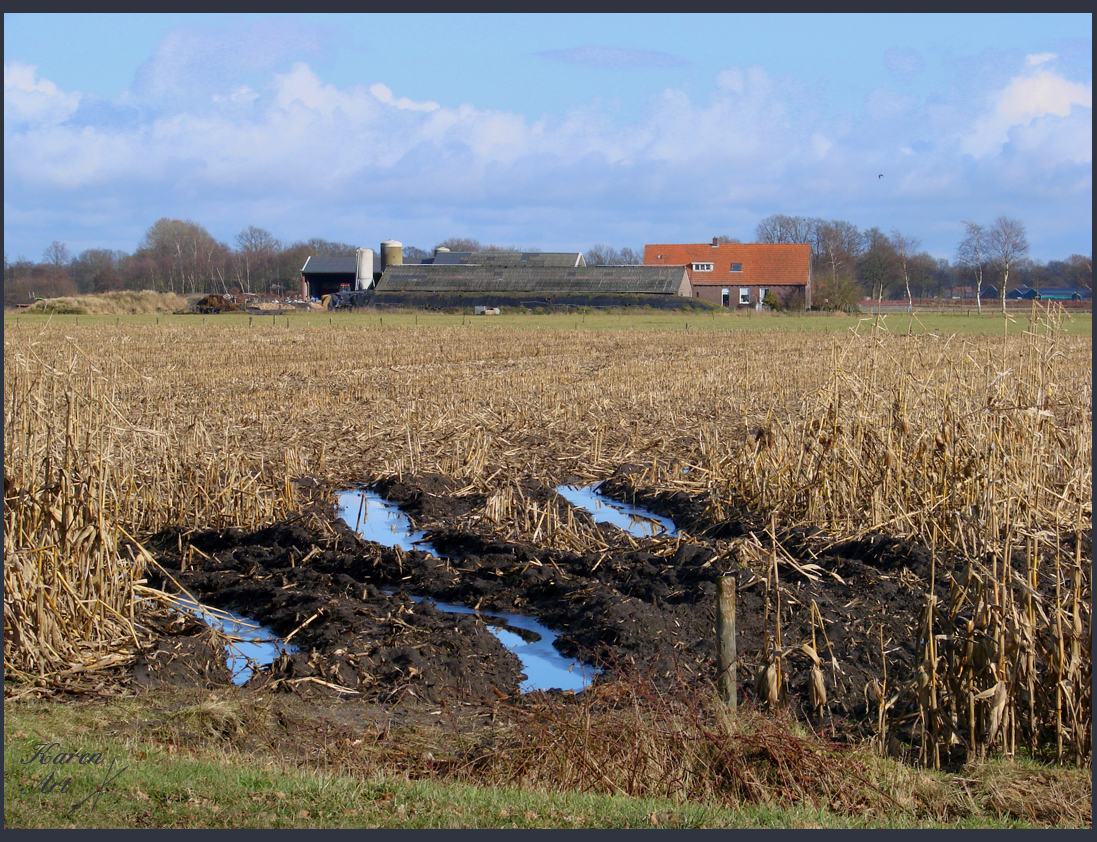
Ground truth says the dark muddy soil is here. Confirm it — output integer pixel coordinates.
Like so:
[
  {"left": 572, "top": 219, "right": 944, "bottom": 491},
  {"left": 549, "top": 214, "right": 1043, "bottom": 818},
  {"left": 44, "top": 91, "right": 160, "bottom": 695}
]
[{"left": 135, "top": 466, "right": 1039, "bottom": 753}]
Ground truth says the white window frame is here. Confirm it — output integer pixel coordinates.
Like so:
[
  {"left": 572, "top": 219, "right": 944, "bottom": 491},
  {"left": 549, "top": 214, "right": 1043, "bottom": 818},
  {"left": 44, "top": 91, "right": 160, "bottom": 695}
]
[
  {"left": 691, "top": 262, "right": 714, "bottom": 272},
  {"left": 739, "top": 287, "right": 750, "bottom": 305},
  {"left": 721, "top": 287, "right": 730, "bottom": 307}
]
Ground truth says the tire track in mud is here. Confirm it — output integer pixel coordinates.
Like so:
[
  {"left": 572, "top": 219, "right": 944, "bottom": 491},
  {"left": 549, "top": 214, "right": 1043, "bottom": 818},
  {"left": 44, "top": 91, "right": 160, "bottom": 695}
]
[{"left": 140, "top": 469, "right": 947, "bottom": 745}]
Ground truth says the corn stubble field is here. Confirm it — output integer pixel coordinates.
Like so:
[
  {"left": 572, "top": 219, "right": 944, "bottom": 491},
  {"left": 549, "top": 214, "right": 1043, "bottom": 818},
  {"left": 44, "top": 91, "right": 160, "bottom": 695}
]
[{"left": 3, "top": 306, "right": 1092, "bottom": 819}]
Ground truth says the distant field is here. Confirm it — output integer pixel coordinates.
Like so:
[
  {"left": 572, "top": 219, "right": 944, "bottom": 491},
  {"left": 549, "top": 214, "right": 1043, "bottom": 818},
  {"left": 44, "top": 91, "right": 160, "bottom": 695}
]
[{"left": 5, "top": 306, "right": 1092, "bottom": 337}]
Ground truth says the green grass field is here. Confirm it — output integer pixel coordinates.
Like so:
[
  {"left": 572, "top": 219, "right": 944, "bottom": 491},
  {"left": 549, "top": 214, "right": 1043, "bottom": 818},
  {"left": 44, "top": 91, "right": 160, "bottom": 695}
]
[
  {"left": 6, "top": 306, "right": 1092, "bottom": 337},
  {"left": 5, "top": 689, "right": 1085, "bottom": 829}
]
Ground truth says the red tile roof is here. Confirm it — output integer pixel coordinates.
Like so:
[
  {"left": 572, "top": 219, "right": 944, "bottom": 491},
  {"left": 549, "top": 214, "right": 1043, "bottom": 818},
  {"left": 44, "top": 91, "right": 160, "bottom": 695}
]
[{"left": 643, "top": 243, "right": 811, "bottom": 287}]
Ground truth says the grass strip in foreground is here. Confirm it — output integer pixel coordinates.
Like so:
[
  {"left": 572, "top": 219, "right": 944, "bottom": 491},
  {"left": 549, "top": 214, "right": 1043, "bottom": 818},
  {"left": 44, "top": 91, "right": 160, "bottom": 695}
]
[{"left": 3, "top": 689, "right": 1087, "bottom": 829}]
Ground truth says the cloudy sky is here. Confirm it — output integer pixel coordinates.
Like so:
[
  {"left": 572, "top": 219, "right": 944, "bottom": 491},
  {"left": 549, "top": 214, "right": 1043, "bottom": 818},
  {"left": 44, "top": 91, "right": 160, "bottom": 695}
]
[{"left": 4, "top": 13, "right": 1092, "bottom": 263}]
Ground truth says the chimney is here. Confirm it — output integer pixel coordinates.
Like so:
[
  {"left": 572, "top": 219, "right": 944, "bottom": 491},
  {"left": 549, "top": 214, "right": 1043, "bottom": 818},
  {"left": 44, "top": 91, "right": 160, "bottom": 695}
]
[{"left": 712, "top": 237, "right": 719, "bottom": 247}]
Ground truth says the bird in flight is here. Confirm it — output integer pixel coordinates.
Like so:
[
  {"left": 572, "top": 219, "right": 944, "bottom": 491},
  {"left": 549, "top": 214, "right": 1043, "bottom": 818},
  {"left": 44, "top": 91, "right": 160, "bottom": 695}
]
[{"left": 878, "top": 173, "right": 884, "bottom": 178}]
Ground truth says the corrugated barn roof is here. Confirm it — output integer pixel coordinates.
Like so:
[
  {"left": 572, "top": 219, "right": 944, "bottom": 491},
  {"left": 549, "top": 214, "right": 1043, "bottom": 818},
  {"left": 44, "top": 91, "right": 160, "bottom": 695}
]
[
  {"left": 301, "top": 255, "right": 358, "bottom": 274},
  {"left": 376, "top": 264, "right": 689, "bottom": 295},
  {"left": 424, "top": 251, "right": 585, "bottom": 267}
]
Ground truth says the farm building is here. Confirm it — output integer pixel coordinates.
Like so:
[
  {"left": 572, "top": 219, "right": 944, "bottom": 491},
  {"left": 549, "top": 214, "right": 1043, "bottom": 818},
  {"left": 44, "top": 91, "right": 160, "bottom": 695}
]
[
  {"left": 1006, "top": 286, "right": 1091, "bottom": 301},
  {"left": 371, "top": 263, "right": 693, "bottom": 309},
  {"left": 300, "top": 249, "right": 380, "bottom": 300},
  {"left": 643, "top": 239, "right": 812, "bottom": 309},
  {"left": 418, "top": 249, "right": 586, "bottom": 268}
]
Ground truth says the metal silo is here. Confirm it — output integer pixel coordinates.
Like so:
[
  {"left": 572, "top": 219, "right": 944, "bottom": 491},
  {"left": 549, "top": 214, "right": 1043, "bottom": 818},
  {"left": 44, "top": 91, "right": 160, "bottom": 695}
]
[
  {"left": 356, "top": 248, "right": 375, "bottom": 289},
  {"left": 380, "top": 239, "right": 403, "bottom": 270}
]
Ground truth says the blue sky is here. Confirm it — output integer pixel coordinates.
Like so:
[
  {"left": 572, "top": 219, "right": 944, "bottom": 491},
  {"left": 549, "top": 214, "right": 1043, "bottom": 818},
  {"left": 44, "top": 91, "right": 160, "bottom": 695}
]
[{"left": 4, "top": 13, "right": 1092, "bottom": 263}]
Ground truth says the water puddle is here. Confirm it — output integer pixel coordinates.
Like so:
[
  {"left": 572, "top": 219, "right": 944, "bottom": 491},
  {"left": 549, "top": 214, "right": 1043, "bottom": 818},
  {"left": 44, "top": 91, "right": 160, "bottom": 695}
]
[
  {"left": 403, "top": 594, "right": 598, "bottom": 693},
  {"left": 170, "top": 596, "right": 298, "bottom": 685},
  {"left": 555, "top": 483, "right": 677, "bottom": 538},
  {"left": 340, "top": 487, "right": 598, "bottom": 692},
  {"left": 336, "top": 488, "right": 441, "bottom": 555}
]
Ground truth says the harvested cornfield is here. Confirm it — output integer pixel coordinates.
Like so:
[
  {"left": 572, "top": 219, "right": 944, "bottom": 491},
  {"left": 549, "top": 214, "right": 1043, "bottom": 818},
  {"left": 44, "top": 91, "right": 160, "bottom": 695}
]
[{"left": 3, "top": 306, "right": 1090, "bottom": 769}]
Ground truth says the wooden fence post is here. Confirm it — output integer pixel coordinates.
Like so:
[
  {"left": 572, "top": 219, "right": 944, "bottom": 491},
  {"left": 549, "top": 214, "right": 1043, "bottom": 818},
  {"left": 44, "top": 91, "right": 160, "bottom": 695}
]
[{"left": 717, "top": 573, "right": 737, "bottom": 711}]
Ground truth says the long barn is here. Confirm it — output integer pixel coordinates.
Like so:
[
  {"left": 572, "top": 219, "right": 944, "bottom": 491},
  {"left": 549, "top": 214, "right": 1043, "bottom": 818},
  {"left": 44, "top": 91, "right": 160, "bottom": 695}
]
[{"left": 372, "top": 263, "right": 693, "bottom": 309}]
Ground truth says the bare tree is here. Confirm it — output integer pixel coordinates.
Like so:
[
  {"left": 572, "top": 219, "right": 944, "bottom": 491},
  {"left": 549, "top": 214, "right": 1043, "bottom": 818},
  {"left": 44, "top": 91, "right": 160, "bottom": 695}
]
[
  {"left": 890, "top": 229, "right": 922, "bottom": 314},
  {"left": 755, "top": 214, "right": 817, "bottom": 245},
  {"left": 1067, "top": 254, "right": 1092, "bottom": 292},
  {"left": 818, "top": 220, "right": 863, "bottom": 286},
  {"left": 435, "top": 237, "right": 483, "bottom": 253},
  {"left": 957, "top": 221, "right": 989, "bottom": 312},
  {"left": 137, "top": 218, "right": 228, "bottom": 294},
  {"left": 43, "top": 241, "right": 71, "bottom": 268},
  {"left": 987, "top": 216, "right": 1029, "bottom": 314},
  {"left": 235, "top": 226, "right": 281, "bottom": 295},
  {"left": 584, "top": 244, "right": 612, "bottom": 266},
  {"left": 858, "top": 227, "right": 898, "bottom": 304},
  {"left": 303, "top": 238, "right": 357, "bottom": 256},
  {"left": 584, "top": 244, "right": 642, "bottom": 266},
  {"left": 72, "top": 248, "right": 125, "bottom": 294}
]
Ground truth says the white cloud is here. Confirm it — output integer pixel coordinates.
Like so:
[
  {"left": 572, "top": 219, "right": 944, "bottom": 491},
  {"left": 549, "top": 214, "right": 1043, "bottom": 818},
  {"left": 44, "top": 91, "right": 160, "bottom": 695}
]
[
  {"left": 1026, "top": 52, "right": 1057, "bottom": 66},
  {"left": 3, "top": 45, "right": 1090, "bottom": 262},
  {"left": 714, "top": 68, "right": 745, "bottom": 93},
  {"left": 212, "top": 86, "right": 260, "bottom": 107},
  {"left": 370, "top": 83, "right": 439, "bottom": 112},
  {"left": 811, "top": 133, "right": 833, "bottom": 159},
  {"left": 962, "top": 63, "right": 1091, "bottom": 159},
  {"left": 131, "top": 18, "right": 325, "bottom": 110},
  {"left": 4, "top": 62, "right": 81, "bottom": 126}
]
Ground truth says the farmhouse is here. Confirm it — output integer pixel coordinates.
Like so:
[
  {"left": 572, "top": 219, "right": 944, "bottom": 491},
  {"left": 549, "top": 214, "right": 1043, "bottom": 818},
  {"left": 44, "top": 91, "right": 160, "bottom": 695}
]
[{"left": 643, "top": 239, "right": 812, "bottom": 309}]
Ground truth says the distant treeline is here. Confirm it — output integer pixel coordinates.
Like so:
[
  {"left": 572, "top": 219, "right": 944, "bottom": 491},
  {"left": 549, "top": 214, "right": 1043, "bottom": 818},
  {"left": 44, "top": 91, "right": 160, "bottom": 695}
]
[{"left": 4, "top": 215, "right": 1091, "bottom": 309}]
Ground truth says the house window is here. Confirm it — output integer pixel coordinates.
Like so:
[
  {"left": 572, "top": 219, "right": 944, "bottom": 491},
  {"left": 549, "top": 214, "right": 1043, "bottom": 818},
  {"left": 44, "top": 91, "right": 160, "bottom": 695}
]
[
  {"left": 721, "top": 287, "right": 730, "bottom": 307},
  {"left": 759, "top": 287, "right": 769, "bottom": 304},
  {"left": 731, "top": 263, "right": 743, "bottom": 272},
  {"left": 739, "top": 288, "right": 750, "bottom": 305},
  {"left": 691, "top": 262, "right": 714, "bottom": 272}
]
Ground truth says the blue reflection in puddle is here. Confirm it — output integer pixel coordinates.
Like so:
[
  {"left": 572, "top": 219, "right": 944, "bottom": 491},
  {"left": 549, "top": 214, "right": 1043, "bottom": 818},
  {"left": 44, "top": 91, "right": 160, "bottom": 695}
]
[
  {"left": 555, "top": 483, "right": 677, "bottom": 538},
  {"left": 340, "top": 487, "right": 599, "bottom": 693},
  {"left": 402, "top": 594, "right": 598, "bottom": 693},
  {"left": 336, "top": 488, "right": 442, "bottom": 555},
  {"left": 171, "top": 596, "right": 297, "bottom": 685}
]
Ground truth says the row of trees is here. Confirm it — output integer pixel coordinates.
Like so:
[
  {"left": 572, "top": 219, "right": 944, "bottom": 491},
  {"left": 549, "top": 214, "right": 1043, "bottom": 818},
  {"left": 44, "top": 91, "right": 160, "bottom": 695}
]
[
  {"left": 585, "top": 220, "right": 1089, "bottom": 313},
  {"left": 752, "top": 213, "right": 1089, "bottom": 313},
  {"left": 4, "top": 216, "right": 1091, "bottom": 309},
  {"left": 4, "top": 219, "right": 363, "bottom": 304}
]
